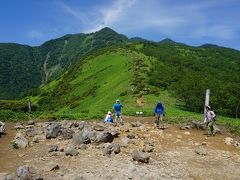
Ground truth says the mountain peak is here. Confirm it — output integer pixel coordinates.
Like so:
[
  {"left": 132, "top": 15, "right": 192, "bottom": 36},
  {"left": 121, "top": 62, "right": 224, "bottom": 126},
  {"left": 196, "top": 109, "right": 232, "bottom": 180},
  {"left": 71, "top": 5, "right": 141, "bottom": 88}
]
[{"left": 158, "top": 38, "right": 176, "bottom": 44}]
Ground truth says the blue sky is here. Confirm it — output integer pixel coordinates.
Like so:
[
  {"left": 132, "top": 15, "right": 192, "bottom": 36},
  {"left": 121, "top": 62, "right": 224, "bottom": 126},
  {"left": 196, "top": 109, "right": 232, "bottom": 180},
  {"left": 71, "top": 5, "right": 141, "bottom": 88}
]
[{"left": 0, "top": 0, "right": 240, "bottom": 50}]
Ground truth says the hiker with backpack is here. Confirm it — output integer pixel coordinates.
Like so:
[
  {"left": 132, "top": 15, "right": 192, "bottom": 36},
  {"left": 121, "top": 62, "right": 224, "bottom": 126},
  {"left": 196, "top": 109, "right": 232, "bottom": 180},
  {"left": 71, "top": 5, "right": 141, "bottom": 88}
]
[
  {"left": 113, "top": 99, "right": 124, "bottom": 125},
  {"left": 0, "top": 121, "right": 5, "bottom": 136},
  {"left": 204, "top": 105, "right": 216, "bottom": 136},
  {"left": 154, "top": 101, "right": 165, "bottom": 128}
]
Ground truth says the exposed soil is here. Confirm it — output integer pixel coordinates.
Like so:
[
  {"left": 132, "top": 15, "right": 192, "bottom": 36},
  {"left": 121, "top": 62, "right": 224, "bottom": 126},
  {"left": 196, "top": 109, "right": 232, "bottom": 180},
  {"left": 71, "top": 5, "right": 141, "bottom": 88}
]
[{"left": 0, "top": 116, "right": 240, "bottom": 180}]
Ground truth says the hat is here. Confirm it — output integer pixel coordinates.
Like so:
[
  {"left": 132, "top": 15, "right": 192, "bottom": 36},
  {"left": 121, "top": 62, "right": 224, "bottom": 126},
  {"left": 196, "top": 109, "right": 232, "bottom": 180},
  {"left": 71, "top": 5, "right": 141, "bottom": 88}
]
[
  {"left": 108, "top": 111, "right": 112, "bottom": 115},
  {"left": 205, "top": 105, "right": 211, "bottom": 109},
  {"left": 116, "top": 99, "right": 120, "bottom": 102}
]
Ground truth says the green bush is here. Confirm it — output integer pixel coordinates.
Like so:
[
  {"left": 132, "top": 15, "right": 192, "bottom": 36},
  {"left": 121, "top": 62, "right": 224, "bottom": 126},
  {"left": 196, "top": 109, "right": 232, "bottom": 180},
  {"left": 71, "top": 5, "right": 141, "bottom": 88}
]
[{"left": 0, "top": 110, "right": 30, "bottom": 122}]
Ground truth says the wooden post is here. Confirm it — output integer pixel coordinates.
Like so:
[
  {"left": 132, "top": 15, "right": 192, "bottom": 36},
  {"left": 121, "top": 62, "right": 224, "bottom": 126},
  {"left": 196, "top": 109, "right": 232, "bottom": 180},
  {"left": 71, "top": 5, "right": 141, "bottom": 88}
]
[{"left": 204, "top": 89, "right": 210, "bottom": 119}]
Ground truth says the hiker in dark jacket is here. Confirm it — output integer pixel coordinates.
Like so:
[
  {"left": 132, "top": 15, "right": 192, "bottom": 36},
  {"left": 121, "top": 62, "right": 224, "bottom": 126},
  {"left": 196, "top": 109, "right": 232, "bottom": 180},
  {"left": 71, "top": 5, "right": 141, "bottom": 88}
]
[{"left": 154, "top": 101, "right": 165, "bottom": 128}]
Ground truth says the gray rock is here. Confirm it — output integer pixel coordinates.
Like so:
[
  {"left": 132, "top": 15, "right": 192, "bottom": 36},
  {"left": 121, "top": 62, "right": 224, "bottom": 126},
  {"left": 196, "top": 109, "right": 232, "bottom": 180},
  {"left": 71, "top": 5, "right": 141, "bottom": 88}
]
[
  {"left": 96, "top": 132, "right": 114, "bottom": 143},
  {"left": 2, "top": 173, "right": 15, "bottom": 180},
  {"left": 46, "top": 122, "right": 61, "bottom": 139},
  {"left": 190, "top": 121, "right": 206, "bottom": 130},
  {"left": 72, "top": 132, "right": 91, "bottom": 145},
  {"left": 131, "top": 121, "right": 142, "bottom": 127},
  {"left": 73, "top": 176, "right": 86, "bottom": 180},
  {"left": 93, "top": 124, "right": 105, "bottom": 131},
  {"left": 195, "top": 146, "right": 207, "bottom": 156},
  {"left": 16, "top": 165, "right": 42, "bottom": 180},
  {"left": 103, "top": 143, "right": 121, "bottom": 156},
  {"left": 48, "top": 145, "right": 58, "bottom": 152},
  {"left": 32, "top": 135, "right": 45, "bottom": 143},
  {"left": 15, "top": 135, "right": 28, "bottom": 149},
  {"left": 26, "top": 127, "right": 37, "bottom": 137},
  {"left": 132, "top": 150, "right": 150, "bottom": 163},
  {"left": 78, "top": 144, "right": 87, "bottom": 150},
  {"left": 112, "top": 143, "right": 121, "bottom": 154},
  {"left": 143, "top": 145, "right": 154, "bottom": 153},
  {"left": 65, "top": 149, "right": 79, "bottom": 156},
  {"left": 45, "top": 162, "right": 59, "bottom": 171},
  {"left": 127, "top": 133, "right": 135, "bottom": 139},
  {"left": 121, "top": 137, "right": 131, "bottom": 146},
  {"left": 27, "top": 120, "right": 35, "bottom": 125},
  {"left": 111, "top": 130, "right": 120, "bottom": 137},
  {"left": 60, "top": 128, "right": 74, "bottom": 140},
  {"left": 14, "top": 123, "right": 24, "bottom": 130}
]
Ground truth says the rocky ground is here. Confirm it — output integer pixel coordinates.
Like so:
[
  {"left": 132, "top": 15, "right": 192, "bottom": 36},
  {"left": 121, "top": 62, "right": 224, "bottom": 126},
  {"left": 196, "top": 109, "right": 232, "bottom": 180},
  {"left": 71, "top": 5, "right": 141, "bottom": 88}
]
[{"left": 0, "top": 116, "right": 240, "bottom": 180}]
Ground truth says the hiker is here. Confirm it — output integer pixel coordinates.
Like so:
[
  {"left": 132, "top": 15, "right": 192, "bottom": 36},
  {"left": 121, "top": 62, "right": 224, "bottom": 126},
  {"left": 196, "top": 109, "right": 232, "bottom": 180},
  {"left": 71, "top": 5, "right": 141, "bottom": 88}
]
[
  {"left": 154, "top": 101, "right": 165, "bottom": 128},
  {"left": 113, "top": 99, "right": 124, "bottom": 125},
  {"left": 204, "top": 105, "right": 216, "bottom": 136},
  {"left": 0, "top": 121, "right": 5, "bottom": 134},
  {"left": 104, "top": 111, "right": 114, "bottom": 123}
]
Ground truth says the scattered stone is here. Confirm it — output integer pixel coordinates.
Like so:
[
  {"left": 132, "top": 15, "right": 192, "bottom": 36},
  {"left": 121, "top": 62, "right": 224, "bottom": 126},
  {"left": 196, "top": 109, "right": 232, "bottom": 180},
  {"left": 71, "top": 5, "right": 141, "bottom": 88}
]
[
  {"left": 46, "top": 123, "right": 61, "bottom": 139},
  {"left": 112, "top": 143, "right": 121, "bottom": 154},
  {"left": 93, "top": 124, "right": 105, "bottom": 131},
  {"left": 16, "top": 165, "right": 42, "bottom": 180},
  {"left": 27, "top": 120, "right": 35, "bottom": 125},
  {"left": 65, "top": 148, "right": 79, "bottom": 156},
  {"left": 131, "top": 121, "right": 142, "bottom": 127},
  {"left": 14, "top": 123, "right": 24, "bottom": 130},
  {"left": 179, "top": 125, "right": 191, "bottom": 130},
  {"left": 177, "top": 135, "right": 182, "bottom": 139},
  {"left": 143, "top": 145, "right": 154, "bottom": 153},
  {"left": 195, "top": 146, "right": 207, "bottom": 156},
  {"left": 26, "top": 127, "right": 37, "bottom": 137},
  {"left": 78, "top": 144, "right": 87, "bottom": 150},
  {"left": 202, "top": 142, "right": 207, "bottom": 146},
  {"left": 127, "top": 133, "right": 135, "bottom": 139},
  {"left": 121, "top": 137, "right": 131, "bottom": 147},
  {"left": 225, "top": 137, "right": 234, "bottom": 145},
  {"left": 213, "top": 126, "right": 222, "bottom": 134},
  {"left": 233, "top": 141, "right": 240, "bottom": 148},
  {"left": 132, "top": 150, "right": 150, "bottom": 163},
  {"left": 45, "top": 162, "right": 59, "bottom": 171},
  {"left": 184, "top": 131, "right": 190, "bottom": 135},
  {"left": 73, "top": 175, "right": 86, "bottom": 180},
  {"left": 48, "top": 145, "right": 58, "bottom": 152}
]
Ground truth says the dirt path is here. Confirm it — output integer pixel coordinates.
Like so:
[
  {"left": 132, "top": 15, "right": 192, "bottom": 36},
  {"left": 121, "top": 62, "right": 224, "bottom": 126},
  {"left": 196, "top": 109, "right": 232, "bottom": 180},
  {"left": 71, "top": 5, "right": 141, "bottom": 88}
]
[{"left": 0, "top": 117, "right": 239, "bottom": 179}]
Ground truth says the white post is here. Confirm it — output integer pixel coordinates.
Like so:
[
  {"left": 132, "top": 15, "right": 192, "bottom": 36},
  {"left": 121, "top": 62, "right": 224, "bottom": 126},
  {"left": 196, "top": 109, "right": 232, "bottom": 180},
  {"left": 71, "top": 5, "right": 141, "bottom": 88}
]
[
  {"left": 28, "top": 100, "right": 32, "bottom": 112},
  {"left": 204, "top": 89, "right": 210, "bottom": 119}
]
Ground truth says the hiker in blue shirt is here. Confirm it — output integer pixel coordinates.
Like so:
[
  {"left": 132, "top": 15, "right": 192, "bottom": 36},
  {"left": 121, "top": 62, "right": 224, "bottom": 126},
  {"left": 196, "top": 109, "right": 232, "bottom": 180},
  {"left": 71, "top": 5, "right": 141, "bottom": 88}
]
[
  {"left": 154, "top": 101, "right": 165, "bottom": 128},
  {"left": 113, "top": 99, "right": 123, "bottom": 125}
]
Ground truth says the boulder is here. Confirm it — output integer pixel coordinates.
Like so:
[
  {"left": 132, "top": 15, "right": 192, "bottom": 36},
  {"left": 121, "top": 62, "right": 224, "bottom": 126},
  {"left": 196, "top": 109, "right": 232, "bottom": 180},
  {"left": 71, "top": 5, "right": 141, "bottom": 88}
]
[
  {"left": 72, "top": 132, "right": 91, "bottom": 145},
  {"left": 143, "top": 145, "right": 154, "bottom": 153},
  {"left": 26, "top": 127, "right": 37, "bottom": 137},
  {"left": 15, "top": 133, "right": 28, "bottom": 148},
  {"left": 190, "top": 121, "right": 206, "bottom": 130},
  {"left": 103, "top": 143, "right": 121, "bottom": 156},
  {"left": 60, "top": 128, "right": 74, "bottom": 140},
  {"left": 121, "top": 137, "right": 131, "bottom": 146},
  {"left": 14, "top": 123, "right": 24, "bottom": 130},
  {"left": 32, "top": 135, "right": 45, "bottom": 143},
  {"left": 96, "top": 132, "right": 114, "bottom": 143},
  {"left": 46, "top": 123, "right": 61, "bottom": 139},
  {"left": 16, "top": 165, "right": 42, "bottom": 180},
  {"left": 132, "top": 150, "right": 150, "bottom": 163}
]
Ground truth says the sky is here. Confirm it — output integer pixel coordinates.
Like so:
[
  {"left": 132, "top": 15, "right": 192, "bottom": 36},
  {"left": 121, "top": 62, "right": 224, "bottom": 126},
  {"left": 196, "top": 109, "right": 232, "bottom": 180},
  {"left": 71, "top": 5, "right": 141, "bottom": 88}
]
[{"left": 0, "top": 0, "right": 240, "bottom": 50}]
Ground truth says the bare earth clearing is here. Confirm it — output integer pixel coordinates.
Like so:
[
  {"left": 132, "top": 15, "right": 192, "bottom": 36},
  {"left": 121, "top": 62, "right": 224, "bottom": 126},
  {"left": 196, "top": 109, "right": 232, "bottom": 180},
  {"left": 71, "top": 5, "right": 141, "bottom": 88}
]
[{"left": 0, "top": 116, "right": 240, "bottom": 180}]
